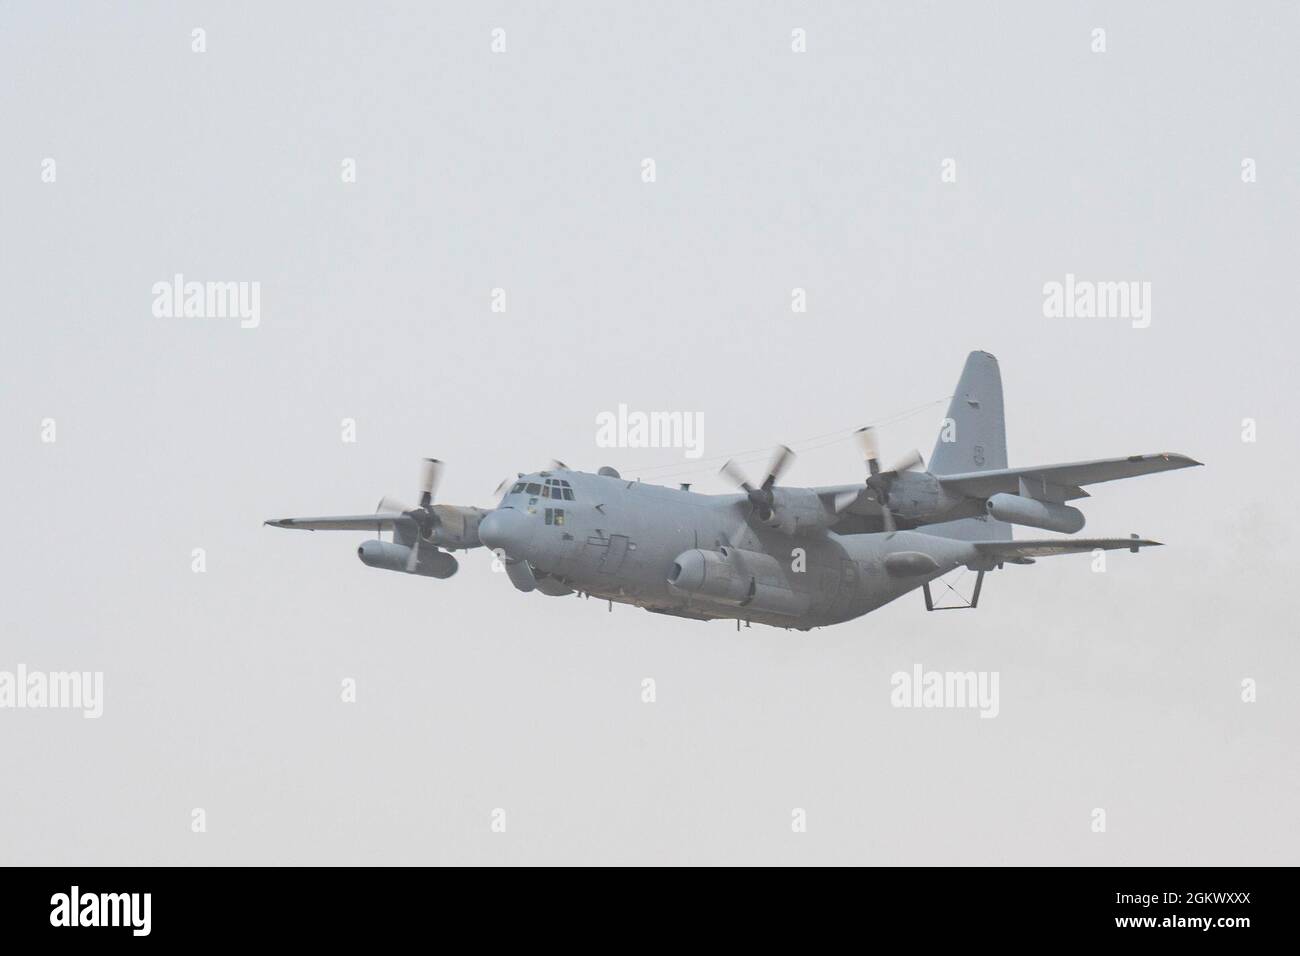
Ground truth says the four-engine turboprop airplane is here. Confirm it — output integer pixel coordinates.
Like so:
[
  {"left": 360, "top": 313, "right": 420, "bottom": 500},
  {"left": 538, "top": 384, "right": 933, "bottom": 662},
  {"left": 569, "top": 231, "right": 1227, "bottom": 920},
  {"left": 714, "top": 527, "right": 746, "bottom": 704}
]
[{"left": 265, "top": 351, "right": 1200, "bottom": 630}]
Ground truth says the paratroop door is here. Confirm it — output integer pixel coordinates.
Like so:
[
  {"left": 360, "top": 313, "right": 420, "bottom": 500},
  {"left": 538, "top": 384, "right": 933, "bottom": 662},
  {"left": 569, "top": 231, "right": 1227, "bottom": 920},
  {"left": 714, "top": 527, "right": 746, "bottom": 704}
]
[{"left": 600, "top": 534, "right": 630, "bottom": 574}]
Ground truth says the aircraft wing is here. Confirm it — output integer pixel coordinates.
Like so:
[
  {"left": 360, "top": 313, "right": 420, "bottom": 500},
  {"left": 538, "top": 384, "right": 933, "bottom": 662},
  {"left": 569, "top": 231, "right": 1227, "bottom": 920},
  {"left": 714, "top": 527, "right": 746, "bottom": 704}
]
[
  {"left": 264, "top": 513, "right": 415, "bottom": 531},
  {"left": 972, "top": 536, "right": 1160, "bottom": 564},
  {"left": 814, "top": 485, "right": 884, "bottom": 517},
  {"left": 938, "top": 453, "right": 1200, "bottom": 500}
]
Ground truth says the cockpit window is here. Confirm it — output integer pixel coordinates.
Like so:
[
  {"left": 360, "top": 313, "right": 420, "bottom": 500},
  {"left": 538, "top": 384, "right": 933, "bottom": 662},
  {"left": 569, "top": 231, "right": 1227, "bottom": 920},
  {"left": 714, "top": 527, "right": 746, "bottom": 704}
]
[
  {"left": 546, "top": 478, "right": 572, "bottom": 500},
  {"left": 533, "top": 477, "right": 576, "bottom": 501},
  {"left": 509, "top": 477, "right": 576, "bottom": 501}
]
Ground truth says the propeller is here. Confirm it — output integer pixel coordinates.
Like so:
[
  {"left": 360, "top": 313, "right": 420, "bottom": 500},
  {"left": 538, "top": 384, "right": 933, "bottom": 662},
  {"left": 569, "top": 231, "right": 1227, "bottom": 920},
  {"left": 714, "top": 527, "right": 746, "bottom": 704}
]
[
  {"left": 493, "top": 472, "right": 525, "bottom": 498},
  {"left": 719, "top": 445, "right": 795, "bottom": 522},
  {"left": 406, "top": 458, "right": 448, "bottom": 569},
  {"left": 853, "top": 428, "right": 923, "bottom": 533},
  {"left": 375, "top": 459, "right": 446, "bottom": 571}
]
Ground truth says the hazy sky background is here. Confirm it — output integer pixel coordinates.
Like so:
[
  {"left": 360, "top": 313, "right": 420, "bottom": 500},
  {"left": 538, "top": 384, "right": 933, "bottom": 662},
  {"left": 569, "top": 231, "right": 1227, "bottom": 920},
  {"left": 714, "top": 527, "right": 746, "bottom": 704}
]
[{"left": 2, "top": 1, "right": 1296, "bottom": 865}]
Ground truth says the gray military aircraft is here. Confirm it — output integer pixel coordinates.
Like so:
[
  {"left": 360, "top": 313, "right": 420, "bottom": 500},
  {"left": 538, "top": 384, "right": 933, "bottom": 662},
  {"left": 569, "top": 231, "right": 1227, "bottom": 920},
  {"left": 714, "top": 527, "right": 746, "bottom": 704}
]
[{"left": 265, "top": 351, "right": 1200, "bottom": 630}]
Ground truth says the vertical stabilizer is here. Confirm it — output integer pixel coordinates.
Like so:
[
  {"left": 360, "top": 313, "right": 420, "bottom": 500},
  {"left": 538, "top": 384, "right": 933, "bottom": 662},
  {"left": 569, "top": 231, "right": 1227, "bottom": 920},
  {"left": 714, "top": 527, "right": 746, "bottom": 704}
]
[
  {"left": 927, "top": 352, "right": 1011, "bottom": 541},
  {"left": 931, "top": 351, "right": 1007, "bottom": 476}
]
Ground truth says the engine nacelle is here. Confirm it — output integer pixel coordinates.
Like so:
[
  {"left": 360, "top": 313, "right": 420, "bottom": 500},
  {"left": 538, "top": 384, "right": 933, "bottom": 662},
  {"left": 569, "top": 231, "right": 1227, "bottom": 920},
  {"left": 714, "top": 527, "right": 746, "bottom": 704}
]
[
  {"left": 764, "top": 487, "right": 837, "bottom": 535},
  {"left": 357, "top": 540, "right": 459, "bottom": 579},
  {"left": 668, "top": 546, "right": 810, "bottom": 617},
  {"left": 985, "top": 493, "right": 1085, "bottom": 534},
  {"left": 424, "top": 505, "right": 484, "bottom": 550}
]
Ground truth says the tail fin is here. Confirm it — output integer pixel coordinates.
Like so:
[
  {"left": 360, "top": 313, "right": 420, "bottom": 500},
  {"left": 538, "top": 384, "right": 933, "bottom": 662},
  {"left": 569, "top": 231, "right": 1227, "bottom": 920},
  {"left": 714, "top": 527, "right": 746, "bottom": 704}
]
[
  {"left": 926, "top": 351, "right": 1011, "bottom": 541},
  {"left": 931, "top": 351, "right": 1007, "bottom": 476}
]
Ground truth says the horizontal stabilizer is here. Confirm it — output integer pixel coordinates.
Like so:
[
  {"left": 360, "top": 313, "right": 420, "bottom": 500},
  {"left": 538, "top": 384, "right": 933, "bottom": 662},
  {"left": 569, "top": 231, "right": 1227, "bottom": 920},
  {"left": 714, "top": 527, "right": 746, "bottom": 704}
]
[
  {"left": 972, "top": 535, "right": 1160, "bottom": 563},
  {"left": 264, "top": 513, "right": 415, "bottom": 531},
  {"left": 939, "top": 453, "right": 1200, "bottom": 500}
]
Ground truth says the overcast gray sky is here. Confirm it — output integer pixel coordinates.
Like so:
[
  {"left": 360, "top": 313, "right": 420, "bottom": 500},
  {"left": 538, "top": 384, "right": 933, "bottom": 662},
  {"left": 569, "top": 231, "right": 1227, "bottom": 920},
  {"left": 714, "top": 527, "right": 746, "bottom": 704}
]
[{"left": 2, "top": 1, "right": 1296, "bottom": 865}]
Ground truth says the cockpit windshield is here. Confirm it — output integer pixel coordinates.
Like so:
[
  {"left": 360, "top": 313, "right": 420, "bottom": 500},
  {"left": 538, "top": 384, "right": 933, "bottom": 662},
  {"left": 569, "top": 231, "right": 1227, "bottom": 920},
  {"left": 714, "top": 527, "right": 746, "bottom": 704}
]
[{"left": 510, "top": 477, "right": 575, "bottom": 500}]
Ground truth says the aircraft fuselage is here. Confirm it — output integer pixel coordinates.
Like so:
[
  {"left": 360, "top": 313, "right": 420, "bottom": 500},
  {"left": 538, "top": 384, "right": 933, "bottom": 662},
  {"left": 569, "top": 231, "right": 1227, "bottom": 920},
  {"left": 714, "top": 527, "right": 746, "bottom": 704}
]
[{"left": 480, "top": 470, "right": 975, "bottom": 630}]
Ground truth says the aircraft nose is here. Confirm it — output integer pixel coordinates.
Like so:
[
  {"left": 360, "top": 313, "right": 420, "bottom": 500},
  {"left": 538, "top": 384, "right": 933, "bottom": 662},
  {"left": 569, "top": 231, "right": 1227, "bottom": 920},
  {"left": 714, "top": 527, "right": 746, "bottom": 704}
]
[{"left": 479, "top": 508, "right": 531, "bottom": 557}]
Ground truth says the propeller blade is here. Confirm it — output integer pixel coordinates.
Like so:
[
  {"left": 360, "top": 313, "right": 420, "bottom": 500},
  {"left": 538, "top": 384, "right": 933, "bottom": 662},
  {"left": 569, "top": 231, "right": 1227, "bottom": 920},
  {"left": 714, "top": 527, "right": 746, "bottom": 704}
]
[
  {"left": 833, "top": 489, "right": 862, "bottom": 514},
  {"left": 376, "top": 496, "right": 412, "bottom": 542},
  {"left": 417, "top": 458, "right": 443, "bottom": 509},
  {"left": 856, "top": 427, "right": 882, "bottom": 476},
  {"left": 762, "top": 445, "right": 795, "bottom": 489},
  {"left": 880, "top": 504, "right": 896, "bottom": 535},
  {"left": 719, "top": 458, "right": 755, "bottom": 493},
  {"left": 548, "top": 459, "right": 570, "bottom": 472},
  {"left": 888, "top": 449, "right": 924, "bottom": 474}
]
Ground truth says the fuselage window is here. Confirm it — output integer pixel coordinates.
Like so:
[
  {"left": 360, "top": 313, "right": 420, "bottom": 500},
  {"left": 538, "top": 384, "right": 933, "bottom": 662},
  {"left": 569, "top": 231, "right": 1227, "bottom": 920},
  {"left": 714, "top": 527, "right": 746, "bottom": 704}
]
[{"left": 525, "top": 483, "right": 541, "bottom": 495}]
